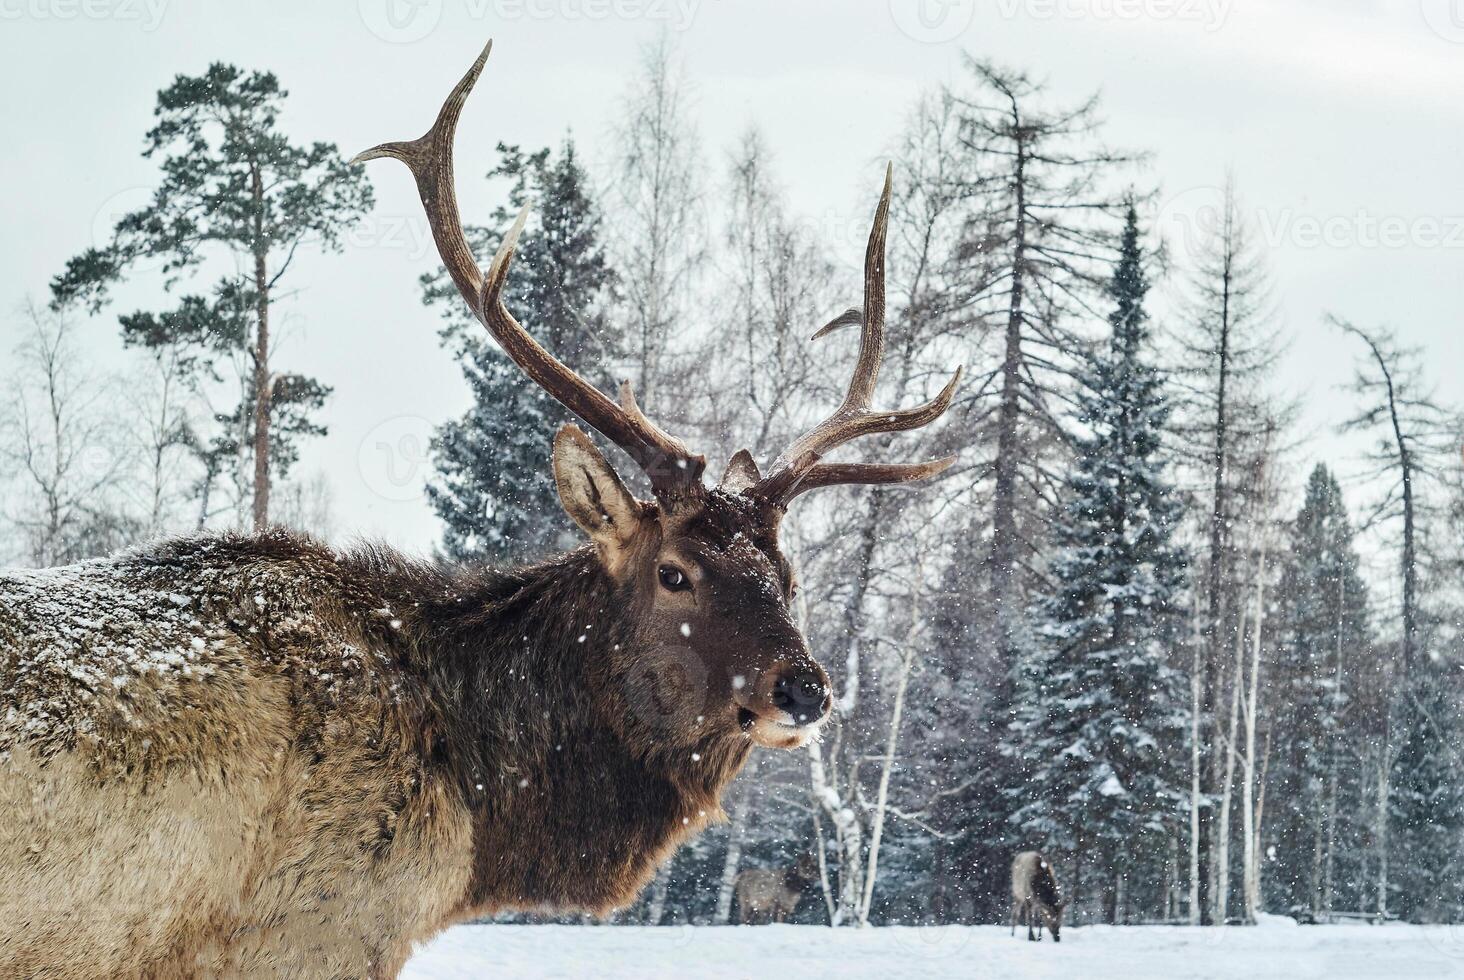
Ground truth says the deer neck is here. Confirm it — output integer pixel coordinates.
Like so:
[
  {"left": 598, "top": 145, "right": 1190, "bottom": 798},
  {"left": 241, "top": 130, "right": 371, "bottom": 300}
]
[{"left": 414, "top": 547, "right": 749, "bottom": 916}]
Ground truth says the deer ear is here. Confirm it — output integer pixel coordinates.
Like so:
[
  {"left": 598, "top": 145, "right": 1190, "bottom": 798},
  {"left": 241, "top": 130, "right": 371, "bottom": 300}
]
[
  {"left": 719, "top": 449, "right": 761, "bottom": 493},
  {"left": 553, "top": 425, "right": 646, "bottom": 566}
]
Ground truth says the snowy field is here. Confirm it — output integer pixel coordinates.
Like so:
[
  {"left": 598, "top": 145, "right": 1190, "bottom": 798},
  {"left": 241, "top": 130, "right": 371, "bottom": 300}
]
[{"left": 402, "top": 921, "right": 1464, "bottom": 979}]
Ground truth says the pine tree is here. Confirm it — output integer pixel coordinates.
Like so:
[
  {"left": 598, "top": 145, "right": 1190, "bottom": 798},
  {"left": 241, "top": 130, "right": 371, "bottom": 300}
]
[
  {"left": 1005, "top": 206, "right": 1188, "bottom": 922},
  {"left": 1267, "top": 464, "right": 1370, "bottom": 915},
  {"left": 423, "top": 139, "right": 619, "bottom": 563},
  {"left": 50, "top": 63, "right": 373, "bottom": 530}
]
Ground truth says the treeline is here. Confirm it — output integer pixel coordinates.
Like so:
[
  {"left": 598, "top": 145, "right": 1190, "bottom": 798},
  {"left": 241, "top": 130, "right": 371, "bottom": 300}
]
[{"left": 3, "top": 39, "right": 1462, "bottom": 928}]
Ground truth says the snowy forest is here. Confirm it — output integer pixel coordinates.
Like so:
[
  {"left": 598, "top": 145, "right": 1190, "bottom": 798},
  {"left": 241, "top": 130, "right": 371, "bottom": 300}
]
[{"left": 3, "top": 34, "right": 1462, "bottom": 933}]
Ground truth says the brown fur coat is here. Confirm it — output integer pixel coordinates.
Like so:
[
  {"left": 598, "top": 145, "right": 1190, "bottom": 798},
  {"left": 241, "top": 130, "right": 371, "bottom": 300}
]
[{"left": 1, "top": 531, "right": 749, "bottom": 978}]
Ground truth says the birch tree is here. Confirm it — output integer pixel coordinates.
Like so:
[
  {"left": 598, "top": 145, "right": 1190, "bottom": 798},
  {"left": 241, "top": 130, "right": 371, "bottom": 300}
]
[
  {"left": 1171, "top": 175, "right": 1284, "bottom": 923},
  {"left": 608, "top": 32, "right": 706, "bottom": 404},
  {"left": 1, "top": 304, "right": 135, "bottom": 566}
]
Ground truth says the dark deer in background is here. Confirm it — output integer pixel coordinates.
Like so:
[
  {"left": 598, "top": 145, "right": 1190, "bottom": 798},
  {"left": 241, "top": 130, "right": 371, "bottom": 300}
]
[
  {"left": 0, "top": 41, "right": 958, "bottom": 980},
  {"left": 1011, "top": 851, "right": 1065, "bottom": 942},
  {"left": 734, "top": 854, "right": 818, "bottom": 924}
]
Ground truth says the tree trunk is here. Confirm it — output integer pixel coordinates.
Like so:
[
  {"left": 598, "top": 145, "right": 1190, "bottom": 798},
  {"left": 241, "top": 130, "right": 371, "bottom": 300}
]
[
  {"left": 1189, "top": 594, "right": 1204, "bottom": 925},
  {"left": 1250, "top": 731, "right": 1271, "bottom": 921},
  {"left": 1320, "top": 572, "right": 1346, "bottom": 916},
  {"left": 1310, "top": 796, "right": 1326, "bottom": 917},
  {"left": 1198, "top": 197, "right": 1237, "bottom": 925},
  {"left": 1166, "top": 833, "right": 1179, "bottom": 921},
  {"left": 646, "top": 863, "right": 672, "bottom": 925},
  {"left": 1240, "top": 546, "right": 1266, "bottom": 923},
  {"left": 249, "top": 163, "right": 272, "bottom": 532},
  {"left": 811, "top": 808, "right": 836, "bottom": 926},
  {"left": 808, "top": 488, "right": 887, "bottom": 926},
  {"left": 989, "top": 125, "right": 1028, "bottom": 655},
  {"left": 1072, "top": 843, "right": 1084, "bottom": 925},
  {"left": 1215, "top": 608, "right": 1245, "bottom": 924},
  {"left": 858, "top": 565, "right": 925, "bottom": 927},
  {"left": 714, "top": 784, "right": 750, "bottom": 924},
  {"left": 1375, "top": 736, "right": 1390, "bottom": 918}
]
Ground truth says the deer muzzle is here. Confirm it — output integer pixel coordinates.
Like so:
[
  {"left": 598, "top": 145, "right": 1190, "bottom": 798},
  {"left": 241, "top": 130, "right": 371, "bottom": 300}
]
[{"left": 735, "top": 658, "right": 831, "bottom": 749}]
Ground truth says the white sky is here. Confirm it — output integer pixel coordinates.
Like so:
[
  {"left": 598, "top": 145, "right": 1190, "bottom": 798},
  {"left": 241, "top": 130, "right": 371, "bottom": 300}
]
[{"left": 1, "top": 0, "right": 1459, "bottom": 564}]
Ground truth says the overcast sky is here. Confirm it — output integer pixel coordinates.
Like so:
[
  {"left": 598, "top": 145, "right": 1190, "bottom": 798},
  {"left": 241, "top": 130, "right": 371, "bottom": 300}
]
[{"left": 1, "top": 0, "right": 1459, "bottom": 564}]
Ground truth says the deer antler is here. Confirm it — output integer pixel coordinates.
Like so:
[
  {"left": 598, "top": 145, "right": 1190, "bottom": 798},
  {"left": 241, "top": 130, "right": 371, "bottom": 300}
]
[
  {"left": 352, "top": 41, "right": 706, "bottom": 501},
  {"left": 751, "top": 165, "right": 961, "bottom": 507}
]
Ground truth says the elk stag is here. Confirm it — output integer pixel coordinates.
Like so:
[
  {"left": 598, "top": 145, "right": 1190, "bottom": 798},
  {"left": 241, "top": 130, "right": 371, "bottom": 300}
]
[
  {"left": 0, "top": 41, "right": 958, "bottom": 979},
  {"left": 1011, "top": 851, "right": 1066, "bottom": 942}
]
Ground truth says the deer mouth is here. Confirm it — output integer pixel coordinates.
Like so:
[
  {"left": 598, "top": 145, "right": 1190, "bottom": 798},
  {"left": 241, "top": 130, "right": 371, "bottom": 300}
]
[
  {"left": 737, "top": 705, "right": 825, "bottom": 749},
  {"left": 730, "top": 666, "right": 831, "bottom": 748}
]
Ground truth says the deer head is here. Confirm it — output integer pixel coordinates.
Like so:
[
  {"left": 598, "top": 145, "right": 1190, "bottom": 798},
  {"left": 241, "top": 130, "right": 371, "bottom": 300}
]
[{"left": 353, "top": 41, "right": 960, "bottom": 750}]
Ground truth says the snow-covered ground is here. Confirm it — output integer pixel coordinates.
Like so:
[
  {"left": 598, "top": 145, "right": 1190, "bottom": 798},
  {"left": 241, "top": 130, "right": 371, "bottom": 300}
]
[{"left": 402, "top": 921, "right": 1464, "bottom": 979}]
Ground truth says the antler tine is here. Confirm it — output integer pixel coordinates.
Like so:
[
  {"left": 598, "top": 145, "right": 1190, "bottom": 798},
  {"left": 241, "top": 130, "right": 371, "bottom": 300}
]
[
  {"left": 350, "top": 40, "right": 492, "bottom": 309},
  {"left": 782, "top": 456, "right": 958, "bottom": 503},
  {"left": 753, "top": 164, "right": 962, "bottom": 506},
  {"left": 354, "top": 41, "right": 705, "bottom": 499}
]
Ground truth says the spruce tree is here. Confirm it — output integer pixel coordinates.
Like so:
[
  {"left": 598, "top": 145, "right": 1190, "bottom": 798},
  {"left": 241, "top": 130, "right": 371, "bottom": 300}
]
[
  {"left": 50, "top": 64, "right": 373, "bottom": 530},
  {"left": 1004, "top": 206, "right": 1188, "bottom": 921},
  {"left": 1390, "top": 668, "right": 1464, "bottom": 921},
  {"left": 1268, "top": 464, "right": 1370, "bottom": 915},
  {"left": 423, "top": 139, "right": 618, "bottom": 563}
]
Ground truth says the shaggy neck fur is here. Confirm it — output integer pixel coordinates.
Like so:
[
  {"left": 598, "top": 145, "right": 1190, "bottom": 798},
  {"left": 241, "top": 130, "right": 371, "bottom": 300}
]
[{"left": 353, "top": 544, "right": 753, "bottom": 917}]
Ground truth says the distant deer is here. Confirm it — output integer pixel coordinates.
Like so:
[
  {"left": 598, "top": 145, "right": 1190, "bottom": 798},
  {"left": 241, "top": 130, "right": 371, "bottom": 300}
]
[
  {"left": 734, "top": 853, "right": 818, "bottom": 924},
  {"left": 1011, "top": 851, "right": 1065, "bottom": 942},
  {"left": 0, "top": 41, "right": 958, "bottom": 980}
]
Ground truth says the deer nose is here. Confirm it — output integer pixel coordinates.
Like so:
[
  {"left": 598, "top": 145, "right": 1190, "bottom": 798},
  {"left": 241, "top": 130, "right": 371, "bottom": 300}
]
[{"left": 771, "top": 670, "right": 830, "bottom": 726}]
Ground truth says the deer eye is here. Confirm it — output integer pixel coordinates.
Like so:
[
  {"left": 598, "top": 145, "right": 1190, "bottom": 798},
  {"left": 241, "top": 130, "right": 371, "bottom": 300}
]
[{"left": 658, "top": 565, "right": 691, "bottom": 592}]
